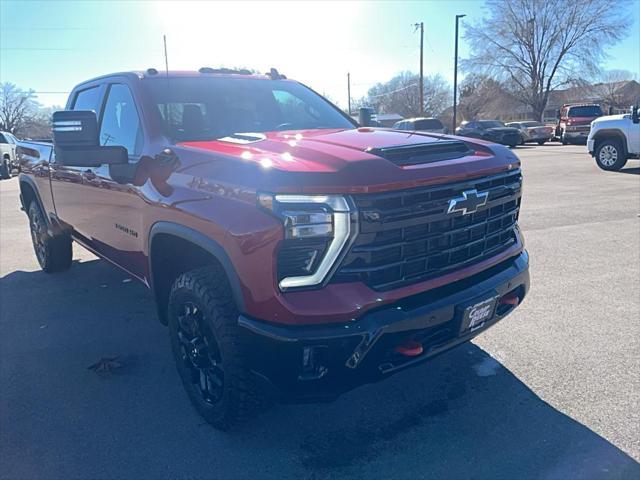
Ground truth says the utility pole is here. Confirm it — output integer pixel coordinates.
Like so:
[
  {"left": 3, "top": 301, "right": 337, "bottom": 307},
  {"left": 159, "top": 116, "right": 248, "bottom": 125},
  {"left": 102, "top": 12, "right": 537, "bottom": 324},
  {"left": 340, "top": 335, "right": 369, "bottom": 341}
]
[
  {"left": 416, "top": 22, "right": 424, "bottom": 116},
  {"left": 347, "top": 72, "right": 351, "bottom": 116},
  {"left": 453, "top": 14, "right": 466, "bottom": 133}
]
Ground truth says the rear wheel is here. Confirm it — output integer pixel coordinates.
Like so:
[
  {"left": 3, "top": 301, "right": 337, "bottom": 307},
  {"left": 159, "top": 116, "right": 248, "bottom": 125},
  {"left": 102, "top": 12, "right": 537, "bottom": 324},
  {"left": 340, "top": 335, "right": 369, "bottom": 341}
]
[
  {"left": 28, "top": 201, "right": 72, "bottom": 272},
  {"left": 537, "top": 140, "right": 545, "bottom": 145},
  {"left": 595, "top": 139, "right": 628, "bottom": 171},
  {"left": 168, "top": 266, "right": 264, "bottom": 431}
]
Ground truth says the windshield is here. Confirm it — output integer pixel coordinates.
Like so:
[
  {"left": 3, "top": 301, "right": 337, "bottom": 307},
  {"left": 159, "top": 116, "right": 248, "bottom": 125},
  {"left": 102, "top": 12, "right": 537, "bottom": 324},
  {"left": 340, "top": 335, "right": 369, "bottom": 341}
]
[
  {"left": 478, "top": 120, "right": 505, "bottom": 128},
  {"left": 414, "top": 118, "right": 444, "bottom": 130},
  {"left": 568, "top": 106, "right": 603, "bottom": 117},
  {"left": 146, "top": 77, "right": 355, "bottom": 142}
]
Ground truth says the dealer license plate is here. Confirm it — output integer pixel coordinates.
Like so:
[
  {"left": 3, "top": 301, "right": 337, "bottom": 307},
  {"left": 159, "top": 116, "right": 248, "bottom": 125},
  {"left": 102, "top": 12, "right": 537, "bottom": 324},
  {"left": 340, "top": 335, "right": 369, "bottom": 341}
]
[{"left": 461, "top": 297, "right": 498, "bottom": 332}]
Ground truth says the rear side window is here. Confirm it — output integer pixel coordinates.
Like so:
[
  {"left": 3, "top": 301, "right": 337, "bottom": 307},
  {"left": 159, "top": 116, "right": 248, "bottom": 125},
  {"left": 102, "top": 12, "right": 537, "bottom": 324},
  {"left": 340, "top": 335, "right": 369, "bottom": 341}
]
[
  {"left": 99, "top": 84, "right": 143, "bottom": 156},
  {"left": 0, "top": 133, "right": 7, "bottom": 143},
  {"left": 72, "top": 87, "right": 101, "bottom": 112},
  {"left": 414, "top": 119, "right": 444, "bottom": 130}
]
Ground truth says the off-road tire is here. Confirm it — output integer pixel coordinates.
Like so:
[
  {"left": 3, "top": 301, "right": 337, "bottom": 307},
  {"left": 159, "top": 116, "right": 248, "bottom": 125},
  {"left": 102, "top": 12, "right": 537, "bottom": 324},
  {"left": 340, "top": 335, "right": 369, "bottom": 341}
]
[
  {"left": 1, "top": 157, "right": 10, "bottom": 179},
  {"left": 168, "top": 266, "right": 264, "bottom": 431},
  {"left": 595, "top": 138, "right": 628, "bottom": 171},
  {"left": 28, "top": 201, "right": 72, "bottom": 272}
]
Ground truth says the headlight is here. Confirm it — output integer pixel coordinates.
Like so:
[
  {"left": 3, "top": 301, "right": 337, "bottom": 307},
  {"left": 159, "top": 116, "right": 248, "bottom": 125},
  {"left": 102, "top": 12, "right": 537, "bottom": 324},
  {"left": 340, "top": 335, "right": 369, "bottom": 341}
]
[{"left": 258, "top": 193, "right": 356, "bottom": 290}]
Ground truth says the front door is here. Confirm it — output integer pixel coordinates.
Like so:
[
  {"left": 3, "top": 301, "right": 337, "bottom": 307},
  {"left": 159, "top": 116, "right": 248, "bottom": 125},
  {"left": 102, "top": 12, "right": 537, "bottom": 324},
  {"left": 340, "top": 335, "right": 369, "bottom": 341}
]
[{"left": 78, "top": 82, "right": 147, "bottom": 280}]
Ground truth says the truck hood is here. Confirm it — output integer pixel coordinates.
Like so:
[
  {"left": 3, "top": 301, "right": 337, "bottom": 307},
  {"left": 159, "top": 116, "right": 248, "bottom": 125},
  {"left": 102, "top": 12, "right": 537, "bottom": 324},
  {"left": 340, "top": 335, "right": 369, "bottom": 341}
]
[
  {"left": 175, "top": 128, "right": 520, "bottom": 194},
  {"left": 567, "top": 116, "right": 600, "bottom": 126},
  {"left": 593, "top": 114, "right": 629, "bottom": 124},
  {"left": 178, "top": 128, "right": 460, "bottom": 173}
]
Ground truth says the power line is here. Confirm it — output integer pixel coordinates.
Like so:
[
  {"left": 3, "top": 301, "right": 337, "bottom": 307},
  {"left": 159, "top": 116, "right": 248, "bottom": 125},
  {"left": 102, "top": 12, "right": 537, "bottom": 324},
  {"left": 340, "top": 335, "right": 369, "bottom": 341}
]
[
  {"left": 369, "top": 83, "right": 419, "bottom": 99},
  {"left": 0, "top": 47, "right": 79, "bottom": 51}
]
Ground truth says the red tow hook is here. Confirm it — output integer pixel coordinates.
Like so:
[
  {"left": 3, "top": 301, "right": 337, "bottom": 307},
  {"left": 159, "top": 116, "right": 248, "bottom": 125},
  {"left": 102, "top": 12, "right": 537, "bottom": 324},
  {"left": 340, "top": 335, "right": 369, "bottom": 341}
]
[
  {"left": 500, "top": 292, "right": 520, "bottom": 306},
  {"left": 395, "top": 340, "right": 423, "bottom": 357}
]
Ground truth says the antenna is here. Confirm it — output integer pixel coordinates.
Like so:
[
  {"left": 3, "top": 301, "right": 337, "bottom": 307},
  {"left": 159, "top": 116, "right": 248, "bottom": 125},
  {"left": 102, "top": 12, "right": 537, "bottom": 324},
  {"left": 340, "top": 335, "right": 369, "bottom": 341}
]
[{"left": 162, "top": 34, "right": 172, "bottom": 138}]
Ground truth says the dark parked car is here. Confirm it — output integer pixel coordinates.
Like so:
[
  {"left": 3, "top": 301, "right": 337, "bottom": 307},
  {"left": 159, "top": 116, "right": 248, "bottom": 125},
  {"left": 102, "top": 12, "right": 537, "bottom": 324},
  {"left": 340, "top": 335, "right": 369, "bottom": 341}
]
[
  {"left": 456, "top": 120, "right": 521, "bottom": 148},
  {"left": 19, "top": 69, "right": 529, "bottom": 430},
  {"left": 506, "top": 121, "right": 555, "bottom": 145},
  {"left": 393, "top": 117, "right": 448, "bottom": 134}
]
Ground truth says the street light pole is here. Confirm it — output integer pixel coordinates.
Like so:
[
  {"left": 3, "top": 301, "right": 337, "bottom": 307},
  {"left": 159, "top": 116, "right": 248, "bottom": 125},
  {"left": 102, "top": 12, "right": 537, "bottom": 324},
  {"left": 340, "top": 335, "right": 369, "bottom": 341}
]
[
  {"left": 453, "top": 14, "right": 466, "bottom": 133},
  {"left": 419, "top": 22, "right": 424, "bottom": 116}
]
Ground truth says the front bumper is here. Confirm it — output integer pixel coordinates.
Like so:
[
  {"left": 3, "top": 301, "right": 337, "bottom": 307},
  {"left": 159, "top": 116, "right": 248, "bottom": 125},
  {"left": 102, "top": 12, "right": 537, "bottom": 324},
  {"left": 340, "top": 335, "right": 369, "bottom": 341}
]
[
  {"left": 564, "top": 130, "right": 590, "bottom": 142},
  {"left": 238, "top": 251, "right": 530, "bottom": 402}
]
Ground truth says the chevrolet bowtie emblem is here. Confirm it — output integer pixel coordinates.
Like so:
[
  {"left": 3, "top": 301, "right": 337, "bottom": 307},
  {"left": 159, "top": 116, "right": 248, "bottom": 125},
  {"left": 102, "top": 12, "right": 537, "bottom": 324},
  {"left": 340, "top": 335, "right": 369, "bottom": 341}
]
[{"left": 447, "top": 189, "right": 489, "bottom": 215}]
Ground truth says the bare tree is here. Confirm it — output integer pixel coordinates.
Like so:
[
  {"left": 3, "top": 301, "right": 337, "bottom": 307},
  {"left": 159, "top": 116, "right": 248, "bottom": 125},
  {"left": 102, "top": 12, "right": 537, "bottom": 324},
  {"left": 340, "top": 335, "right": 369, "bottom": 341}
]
[
  {"left": 594, "top": 70, "right": 640, "bottom": 110},
  {"left": 458, "top": 75, "right": 508, "bottom": 121},
  {"left": 463, "top": 0, "right": 631, "bottom": 121},
  {"left": 0, "top": 83, "right": 39, "bottom": 134},
  {"left": 367, "top": 72, "right": 451, "bottom": 118}
]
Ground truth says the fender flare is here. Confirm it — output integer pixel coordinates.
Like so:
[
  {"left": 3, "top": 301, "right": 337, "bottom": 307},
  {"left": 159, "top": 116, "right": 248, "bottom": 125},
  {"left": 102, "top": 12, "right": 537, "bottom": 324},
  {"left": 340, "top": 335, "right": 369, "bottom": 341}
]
[
  {"left": 592, "top": 129, "right": 629, "bottom": 154},
  {"left": 18, "top": 175, "right": 52, "bottom": 228},
  {"left": 148, "top": 222, "right": 246, "bottom": 313}
]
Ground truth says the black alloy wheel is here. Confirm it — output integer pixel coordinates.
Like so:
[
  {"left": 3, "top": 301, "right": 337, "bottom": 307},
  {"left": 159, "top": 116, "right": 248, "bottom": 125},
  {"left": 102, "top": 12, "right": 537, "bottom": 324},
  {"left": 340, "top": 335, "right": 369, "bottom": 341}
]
[
  {"left": 175, "top": 301, "right": 225, "bottom": 405},
  {"left": 168, "top": 266, "right": 263, "bottom": 430}
]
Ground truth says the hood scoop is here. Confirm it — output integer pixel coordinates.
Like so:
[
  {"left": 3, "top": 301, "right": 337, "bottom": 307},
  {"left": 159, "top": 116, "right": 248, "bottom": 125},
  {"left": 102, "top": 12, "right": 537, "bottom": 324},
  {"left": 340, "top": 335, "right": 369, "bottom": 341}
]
[{"left": 366, "top": 140, "right": 473, "bottom": 166}]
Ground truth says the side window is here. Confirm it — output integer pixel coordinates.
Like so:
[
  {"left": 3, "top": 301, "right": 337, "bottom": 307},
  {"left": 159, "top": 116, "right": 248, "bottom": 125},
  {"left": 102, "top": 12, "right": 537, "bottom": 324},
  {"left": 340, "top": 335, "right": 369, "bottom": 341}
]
[
  {"left": 0, "top": 133, "right": 7, "bottom": 144},
  {"left": 72, "top": 86, "right": 101, "bottom": 112},
  {"left": 100, "top": 84, "right": 143, "bottom": 156}
]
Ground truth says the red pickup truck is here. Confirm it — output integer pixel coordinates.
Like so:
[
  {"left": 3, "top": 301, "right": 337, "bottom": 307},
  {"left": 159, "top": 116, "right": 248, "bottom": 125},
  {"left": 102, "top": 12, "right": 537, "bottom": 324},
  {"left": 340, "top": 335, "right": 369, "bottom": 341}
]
[
  {"left": 555, "top": 103, "right": 603, "bottom": 145},
  {"left": 18, "top": 69, "right": 529, "bottom": 430}
]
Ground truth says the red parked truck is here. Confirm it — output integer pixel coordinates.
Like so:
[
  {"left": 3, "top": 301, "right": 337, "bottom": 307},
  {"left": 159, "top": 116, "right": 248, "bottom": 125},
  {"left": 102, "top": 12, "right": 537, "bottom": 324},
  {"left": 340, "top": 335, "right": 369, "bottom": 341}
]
[
  {"left": 555, "top": 103, "right": 604, "bottom": 145},
  {"left": 18, "top": 69, "right": 529, "bottom": 430}
]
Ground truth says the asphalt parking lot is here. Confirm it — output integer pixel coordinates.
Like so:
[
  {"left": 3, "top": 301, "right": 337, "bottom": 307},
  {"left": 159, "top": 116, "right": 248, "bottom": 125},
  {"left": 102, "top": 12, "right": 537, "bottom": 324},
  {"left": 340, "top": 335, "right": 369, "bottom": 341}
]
[{"left": 1, "top": 143, "right": 639, "bottom": 480}]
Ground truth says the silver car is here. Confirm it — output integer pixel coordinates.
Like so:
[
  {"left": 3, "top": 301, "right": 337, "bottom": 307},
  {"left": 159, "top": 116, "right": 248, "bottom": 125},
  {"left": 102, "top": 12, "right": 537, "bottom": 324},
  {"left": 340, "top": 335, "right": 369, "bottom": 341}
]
[{"left": 506, "top": 121, "right": 554, "bottom": 145}]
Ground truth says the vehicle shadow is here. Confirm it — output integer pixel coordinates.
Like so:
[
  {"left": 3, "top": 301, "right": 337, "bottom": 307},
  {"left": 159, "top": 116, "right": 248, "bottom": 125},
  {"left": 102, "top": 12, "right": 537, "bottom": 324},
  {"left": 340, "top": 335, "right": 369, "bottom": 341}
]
[
  {"left": 1, "top": 260, "right": 639, "bottom": 480},
  {"left": 618, "top": 166, "right": 640, "bottom": 175}
]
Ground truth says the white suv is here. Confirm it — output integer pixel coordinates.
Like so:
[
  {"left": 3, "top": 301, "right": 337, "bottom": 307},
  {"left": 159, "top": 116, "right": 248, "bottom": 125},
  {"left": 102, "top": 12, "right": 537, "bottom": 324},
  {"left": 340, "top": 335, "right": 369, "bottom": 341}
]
[{"left": 588, "top": 106, "right": 640, "bottom": 171}]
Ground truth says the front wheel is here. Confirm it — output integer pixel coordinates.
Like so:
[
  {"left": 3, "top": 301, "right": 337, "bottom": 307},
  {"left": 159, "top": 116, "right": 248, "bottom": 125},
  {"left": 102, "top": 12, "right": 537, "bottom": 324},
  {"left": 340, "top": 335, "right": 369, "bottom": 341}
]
[
  {"left": 561, "top": 131, "right": 569, "bottom": 145},
  {"left": 28, "top": 201, "right": 72, "bottom": 272},
  {"left": 168, "top": 266, "right": 264, "bottom": 431},
  {"left": 537, "top": 140, "right": 545, "bottom": 145},
  {"left": 595, "top": 139, "right": 628, "bottom": 171}
]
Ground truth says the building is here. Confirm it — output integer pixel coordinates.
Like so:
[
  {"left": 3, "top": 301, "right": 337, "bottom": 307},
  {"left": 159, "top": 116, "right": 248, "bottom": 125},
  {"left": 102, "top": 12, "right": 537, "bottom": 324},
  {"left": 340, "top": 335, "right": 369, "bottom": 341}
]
[{"left": 505, "top": 80, "right": 640, "bottom": 122}]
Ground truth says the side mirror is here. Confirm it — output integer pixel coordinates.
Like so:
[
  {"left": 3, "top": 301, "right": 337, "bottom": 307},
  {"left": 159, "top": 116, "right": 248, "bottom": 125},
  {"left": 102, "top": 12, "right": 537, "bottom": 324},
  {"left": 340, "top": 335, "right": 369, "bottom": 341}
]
[
  {"left": 52, "top": 110, "right": 127, "bottom": 167},
  {"left": 632, "top": 105, "right": 639, "bottom": 124}
]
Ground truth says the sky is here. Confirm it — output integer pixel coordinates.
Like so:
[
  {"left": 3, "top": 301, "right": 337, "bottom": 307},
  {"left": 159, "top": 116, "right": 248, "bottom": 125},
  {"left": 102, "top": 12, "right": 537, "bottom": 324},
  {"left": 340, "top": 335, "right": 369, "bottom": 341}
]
[{"left": 1, "top": 0, "right": 639, "bottom": 109}]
